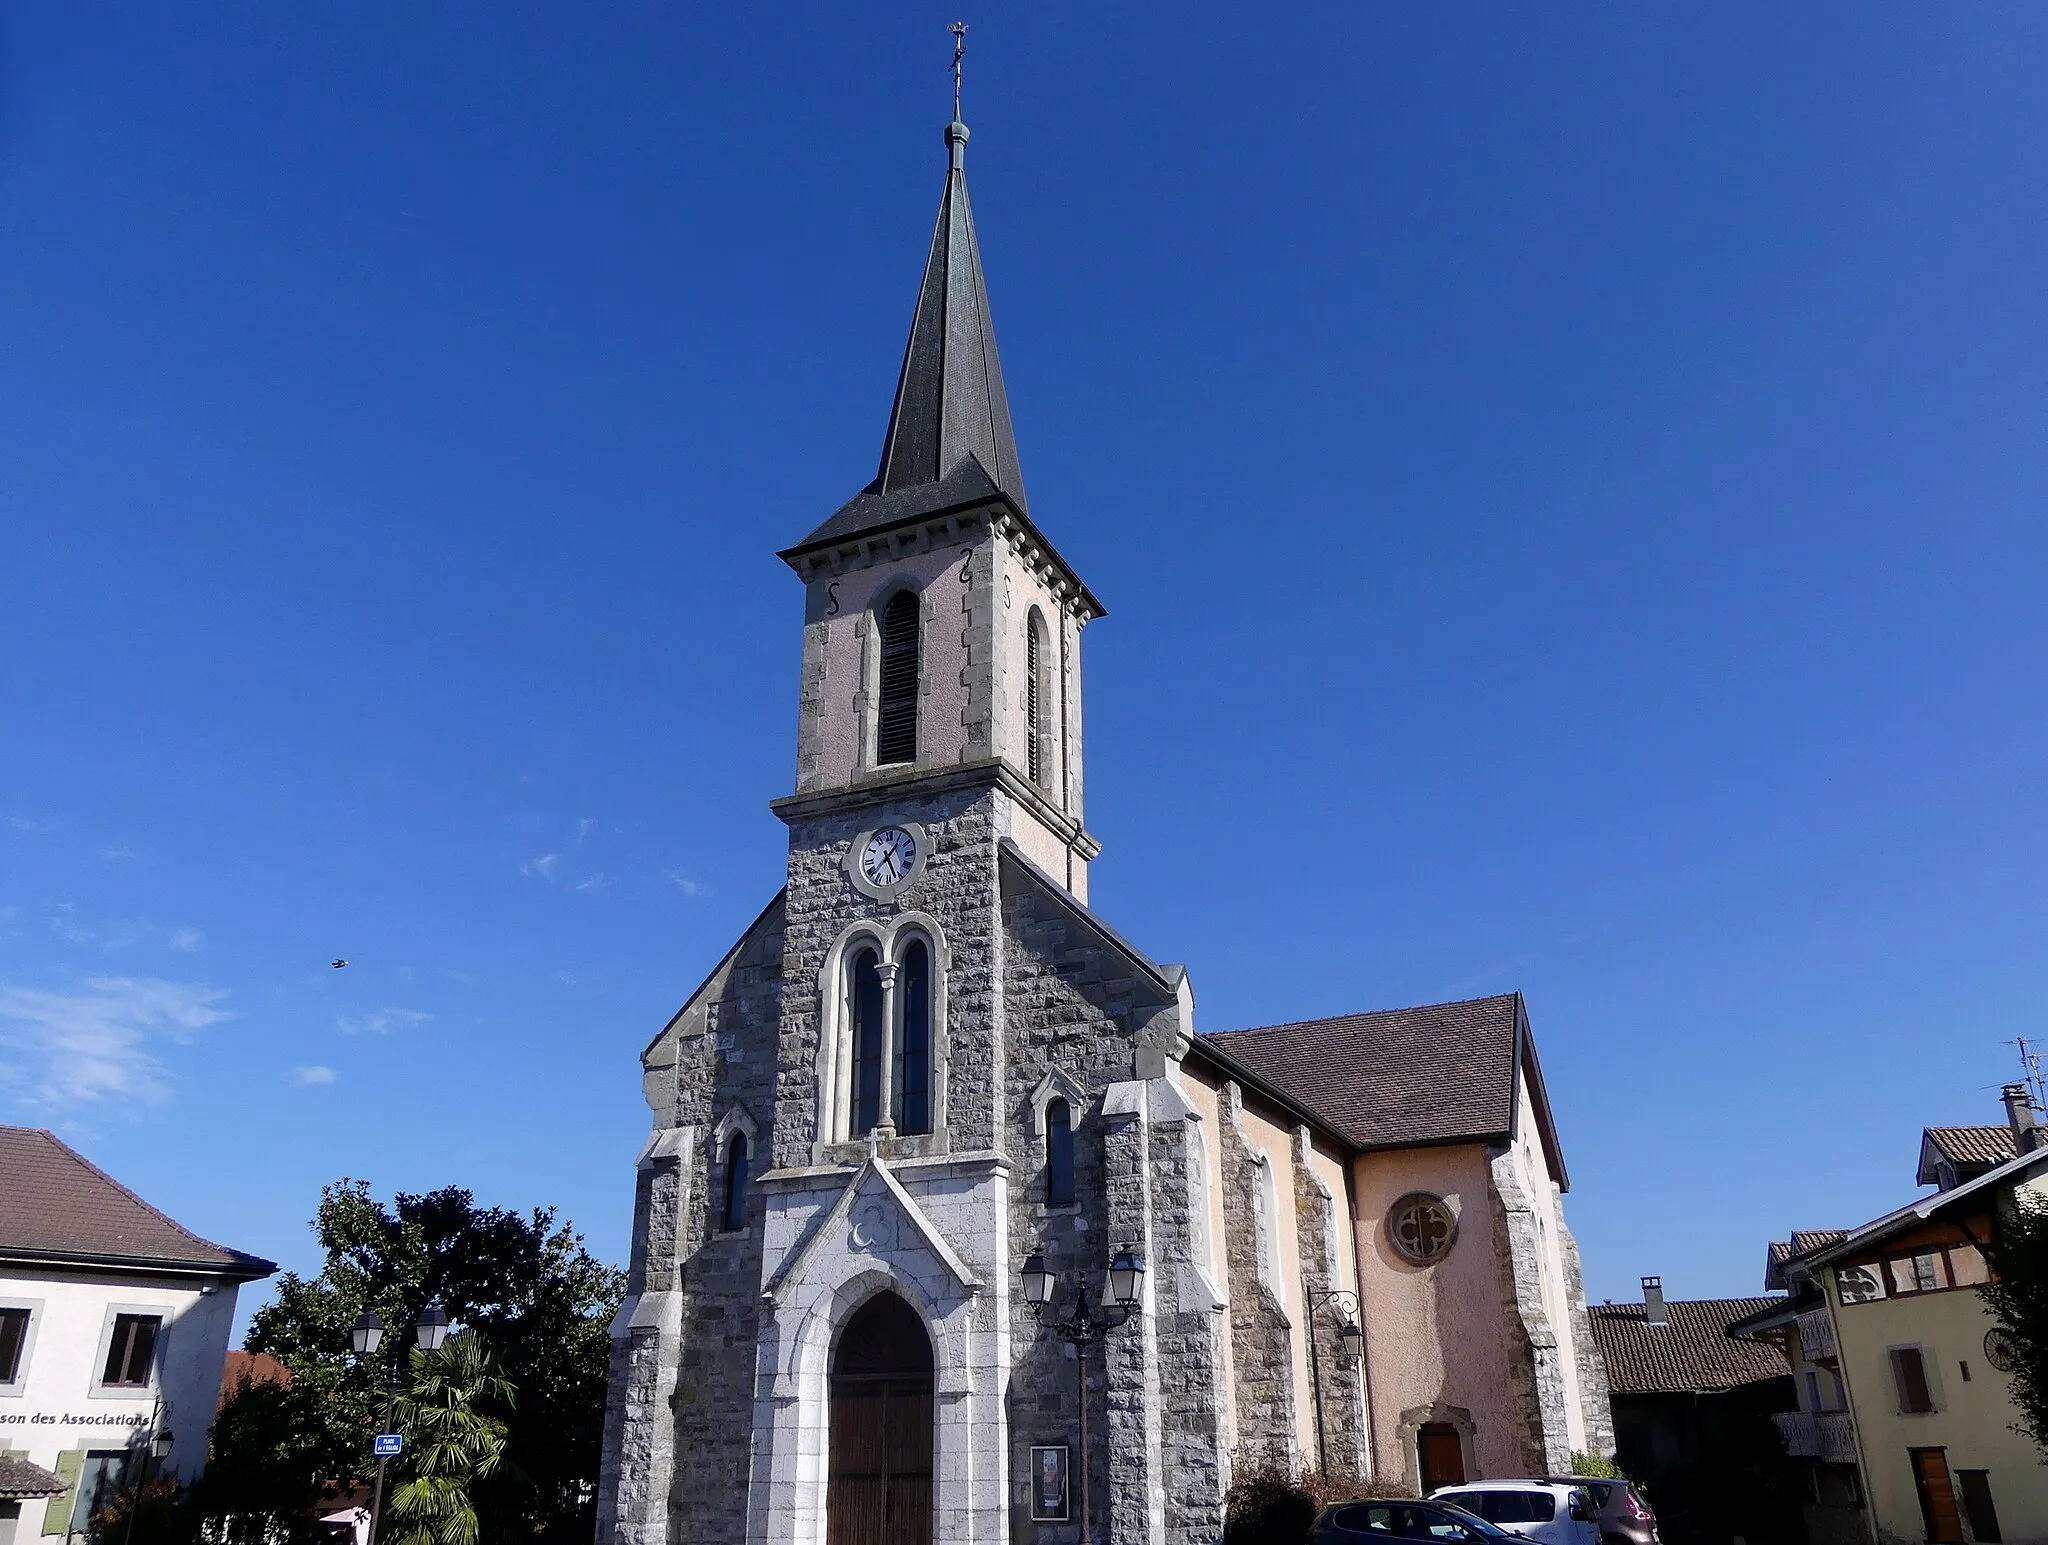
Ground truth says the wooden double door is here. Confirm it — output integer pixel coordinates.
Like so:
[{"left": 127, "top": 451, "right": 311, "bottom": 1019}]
[{"left": 828, "top": 1294, "right": 934, "bottom": 1545}]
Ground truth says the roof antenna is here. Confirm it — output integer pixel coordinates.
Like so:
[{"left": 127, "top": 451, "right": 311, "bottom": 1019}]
[
  {"left": 2014, "top": 1037, "right": 2048, "bottom": 1114},
  {"left": 949, "top": 21, "right": 968, "bottom": 125}
]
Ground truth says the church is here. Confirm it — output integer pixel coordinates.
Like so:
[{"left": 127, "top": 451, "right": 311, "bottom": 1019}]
[{"left": 596, "top": 103, "right": 1613, "bottom": 1545}]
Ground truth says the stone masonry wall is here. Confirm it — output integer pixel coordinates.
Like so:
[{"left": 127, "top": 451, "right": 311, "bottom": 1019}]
[
  {"left": 1488, "top": 1147, "right": 1567, "bottom": 1475},
  {"left": 772, "top": 785, "right": 1003, "bottom": 1171},
  {"left": 601, "top": 899, "right": 786, "bottom": 1545},
  {"left": 1291, "top": 1127, "right": 1368, "bottom": 1478},
  {"left": 1216, "top": 1082, "right": 1299, "bottom": 1468},
  {"left": 999, "top": 852, "right": 1198, "bottom": 1545},
  {"left": 1558, "top": 1218, "right": 1616, "bottom": 1458}
]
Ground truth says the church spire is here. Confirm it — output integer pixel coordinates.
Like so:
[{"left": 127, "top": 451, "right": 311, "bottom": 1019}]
[{"left": 869, "top": 107, "right": 1028, "bottom": 509}]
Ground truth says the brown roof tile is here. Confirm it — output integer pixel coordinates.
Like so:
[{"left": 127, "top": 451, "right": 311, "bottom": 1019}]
[
  {"left": 1917, "top": 1126, "right": 2018, "bottom": 1187},
  {"left": 1203, "top": 994, "right": 1525, "bottom": 1151},
  {"left": 1763, "top": 1230, "right": 1846, "bottom": 1290},
  {"left": 0, "top": 1126, "right": 273, "bottom": 1277},
  {"left": 0, "top": 1455, "right": 66, "bottom": 1499},
  {"left": 1589, "top": 1297, "right": 1792, "bottom": 1395}
]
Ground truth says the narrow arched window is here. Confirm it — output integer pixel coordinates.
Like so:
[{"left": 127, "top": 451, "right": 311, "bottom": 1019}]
[
  {"left": 723, "top": 1132, "right": 749, "bottom": 1231},
  {"left": 1046, "top": 1097, "right": 1076, "bottom": 1205},
  {"left": 1025, "top": 609, "right": 1047, "bottom": 787},
  {"left": 850, "top": 946, "right": 885, "bottom": 1134},
  {"left": 876, "top": 591, "right": 920, "bottom": 766},
  {"left": 896, "top": 938, "right": 932, "bottom": 1136}
]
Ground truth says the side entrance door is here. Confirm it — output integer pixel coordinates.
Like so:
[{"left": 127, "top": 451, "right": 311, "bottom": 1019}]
[{"left": 1910, "top": 1448, "right": 1964, "bottom": 1544}]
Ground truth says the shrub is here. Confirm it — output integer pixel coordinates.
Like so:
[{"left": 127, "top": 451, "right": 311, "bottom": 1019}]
[
  {"left": 1224, "top": 1453, "right": 1417, "bottom": 1545},
  {"left": 1567, "top": 1450, "right": 1627, "bottom": 1479}
]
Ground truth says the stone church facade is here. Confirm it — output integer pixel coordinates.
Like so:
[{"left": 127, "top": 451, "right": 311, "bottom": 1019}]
[{"left": 597, "top": 112, "right": 1612, "bottom": 1545}]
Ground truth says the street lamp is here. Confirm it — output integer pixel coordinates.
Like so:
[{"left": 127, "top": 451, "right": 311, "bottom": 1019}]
[
  {"left": 352, "top": 1302, "right": 452, "bottom": 1545},
  {"left": 1017, "top": 1249, "right": 1146, "bottom": 1545},
  {"left": 1305, "top": 1287, "right": 1365, "bottom": 1475}
]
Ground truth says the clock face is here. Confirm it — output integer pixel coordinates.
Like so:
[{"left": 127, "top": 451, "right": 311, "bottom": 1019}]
[{"left": 859, "top": 826, "right": 918, "bottom": 888}]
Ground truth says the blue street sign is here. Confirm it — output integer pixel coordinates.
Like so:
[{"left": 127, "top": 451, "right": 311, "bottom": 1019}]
[{"left": 373, "top": 1433, "right": 403, "bottom": 1458}]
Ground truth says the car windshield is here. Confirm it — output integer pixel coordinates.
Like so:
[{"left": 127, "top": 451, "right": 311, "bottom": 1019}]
[
  {"left": 1436, "top": 1502, "right": 1523, "bottom": 1540},
  {"left": 1325, "top": 1502, "right": 1519, "bottom": 1541},
  {"left": 1439, "top": 1490, "right": 1557, "bottom": 1524}
]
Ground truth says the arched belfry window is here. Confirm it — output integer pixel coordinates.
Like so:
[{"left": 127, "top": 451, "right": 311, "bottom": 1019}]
[
  {"left": 1045, "top": 1097, "right": 1076, "bottom": 1205},
  {"left": 830, "top": 926, "right": 942, "bottom": 1142},
  {"left": 722, "top": 1132, "right": 750, "bottom": 1232},
  {"left": 896, "top": 938, "right": 932, "bottom": 1136},
  {"left": 1025, "top": 608, "right": 1049, "bottom": 788},
  {"left": 850, "top": 946, "right": 886, "bottom": 1134},
  {"left": 876, "top": 591, "right": 921, "bottom": 766}
]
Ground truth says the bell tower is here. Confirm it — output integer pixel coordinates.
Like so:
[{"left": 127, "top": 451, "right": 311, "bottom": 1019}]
[{"left": 774, "top": 115, "right": 1103, "bottom": 897}]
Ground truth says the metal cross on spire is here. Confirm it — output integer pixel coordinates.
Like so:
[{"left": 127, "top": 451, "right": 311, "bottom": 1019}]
[{"left": 950, "top": 21, "right": 968, "bottom": 122}]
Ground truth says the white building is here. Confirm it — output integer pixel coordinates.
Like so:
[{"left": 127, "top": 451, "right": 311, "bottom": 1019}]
[{"left": 0, "top": 1127, "right": 274, "bottom": 1544}]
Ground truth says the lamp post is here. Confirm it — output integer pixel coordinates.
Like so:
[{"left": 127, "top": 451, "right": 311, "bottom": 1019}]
[
  {"left": 350, "top": 1302, "right": 452, "bottom": 1545},
  {"left": 114, "top": 1418, "right": 174, "bottom": 1545},
  {"left": 1018, "top": 1248, "right": 1146, "bottom": 1545},
  {"left": 1304, "top": 1287, "right": 1365, "bottom": 1476}
]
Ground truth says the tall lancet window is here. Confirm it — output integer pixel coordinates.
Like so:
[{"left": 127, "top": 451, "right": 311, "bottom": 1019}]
[
  {"left": 876, "top": 591, "right": 921, "bottom": 766},
  {"left": 722, "top": 1133, "right": 749, "bottom": 1232},
  {"left": 850, "top": 946, "right": 886, "bottom": 1133},
  {"left": 1025, "top": 608, "right": 1049, "bottom": 788},
  {"left": 1045, "top": 1097, "right": 1076, "bottom": 1205},
  {"left": 896, "top": 938, "right": 932, "bottom": 1135}
]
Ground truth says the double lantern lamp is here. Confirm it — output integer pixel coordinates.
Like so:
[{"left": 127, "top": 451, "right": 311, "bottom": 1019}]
[
  {"left": 350, "top": 1301, "right": 452, "bottom": 1359},
  {"left": 1018, "top": 1247, "right": 1146, "bottom": 1312}
]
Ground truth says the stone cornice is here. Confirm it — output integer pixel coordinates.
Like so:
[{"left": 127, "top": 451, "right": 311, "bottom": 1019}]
[
  {"left": 779, "top": 496, "right": 1106, "bottom": 622},
  {"left": 771, "top": 756, "right": 1104, "bottom": 861}
]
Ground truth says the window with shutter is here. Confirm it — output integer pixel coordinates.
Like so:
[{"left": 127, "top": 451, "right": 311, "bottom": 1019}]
[
  {"left": 876, "top": 592, "right": 920, "bottom": 766},
  {"left": 1893, "top": 1346, "right": 1935, "bottom": 1413},
  {"left": 101, "top": 1315, "right": 159, "bottom": 1387},
  {"left": 0, "top": 1308, "right": 28, "bottom": 1384}
]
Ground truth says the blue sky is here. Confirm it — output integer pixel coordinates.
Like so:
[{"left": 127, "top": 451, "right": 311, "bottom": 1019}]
[{"left": 1, "top": 3, "right": 2044, "bottom": 1325}]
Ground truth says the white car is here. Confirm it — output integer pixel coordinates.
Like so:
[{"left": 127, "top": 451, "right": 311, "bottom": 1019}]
[{"left": 1429, "top": 1482, "right": 1600, "bottom": 1545}]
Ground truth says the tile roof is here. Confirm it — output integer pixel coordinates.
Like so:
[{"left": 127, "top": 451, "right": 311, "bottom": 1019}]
[
  {"left": 1202, "top": 994, "right": 1527, "bottom": 1152},
  {"left": 1918, "top": 1126, "right": 2018, "bottom": 1186},
  {"left": 0, "top": 1126, "right": 274, "bottom": 1277},
  {"left": 218, "top": 1350, "right": 291, "bottom": 1410},
  {"left": 0, "top": 1455, "right": 66, "bottom": 1499},
  {"left": 1763, "top": 1230, "right": 1847, "bottom": 1290},
  {"left": 1589, "top": 1297, "right": 1793, "bottom": 1395}
]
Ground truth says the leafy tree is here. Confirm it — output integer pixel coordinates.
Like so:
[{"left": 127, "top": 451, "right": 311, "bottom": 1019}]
[
  {"left": 385, "top": 1332, "right": 516, "bottom": 1545},
  {"left": 87, "top": 1478, "right": 189, "bottom": 1545},
  {"left": 188, "top": 1372, "right": 339, "bottom": 1545},
  {"left": 212, "top": 1180, "right": 623, "bottom": 1543},
  {"left": 1567, "top": 1449, "right": 1627, "bottom": 1479},
  {"left": 1980, "top": 1192, "right": 2048, "bottom": 1453}
]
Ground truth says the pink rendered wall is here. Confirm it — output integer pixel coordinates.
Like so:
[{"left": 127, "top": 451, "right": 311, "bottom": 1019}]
[
  {"left": 800, "top": 539, "right": 975, "bottom": 789},
  {"left": 1351, "top": 1144, "right": 1523, "bottom": 1485}
]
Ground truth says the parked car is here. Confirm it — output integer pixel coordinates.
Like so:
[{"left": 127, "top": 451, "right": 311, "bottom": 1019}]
[
  {"left": 1309, "top": 1498, "right": 1525, "bottom": 1543},
  {"left": 1428, "top": 1482, "right": 1599, "bottom": 1545},
  {"left": 1543, "top": 1475, "right": 1657, "bottom": 1545}
]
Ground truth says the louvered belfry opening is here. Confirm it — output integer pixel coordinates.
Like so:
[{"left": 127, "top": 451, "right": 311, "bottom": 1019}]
[
  {"left": 876, "top": 591, "right": 921, "bottom": 766},
  {"left": 1025, "top": 614, "right": 1043, "bottom": 786}
]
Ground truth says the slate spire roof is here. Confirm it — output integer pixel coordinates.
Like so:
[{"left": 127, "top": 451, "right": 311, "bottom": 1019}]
[
  {"left": 874, "top": 119, "right": 1026, "bottom": 509},
  {"left": 782, "top": 116, "right": 1042, "bottom": 565}
]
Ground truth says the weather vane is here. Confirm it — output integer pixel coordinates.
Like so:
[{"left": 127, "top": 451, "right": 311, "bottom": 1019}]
[{"left": 950, "top": 21, "right": 967, "bottom": 121}]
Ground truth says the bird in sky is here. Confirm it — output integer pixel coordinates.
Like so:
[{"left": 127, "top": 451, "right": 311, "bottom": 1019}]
[{"left": 331, "top": 959, "right": 349, "bottom": 969}]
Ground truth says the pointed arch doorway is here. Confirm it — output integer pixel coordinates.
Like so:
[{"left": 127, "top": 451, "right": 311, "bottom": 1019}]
[{"left": 828, "top": 1292, "right": 934, "bottom": 1545}]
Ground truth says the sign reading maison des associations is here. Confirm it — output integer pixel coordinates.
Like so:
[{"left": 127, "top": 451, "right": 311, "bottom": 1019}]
[{"left": 0, "top": 1411, "right": 154, "bottom": 1428}]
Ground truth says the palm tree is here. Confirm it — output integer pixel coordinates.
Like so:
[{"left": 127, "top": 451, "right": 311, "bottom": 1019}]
[{"left": 384, "top": 1331, "right": 515, "bottom": 1545}]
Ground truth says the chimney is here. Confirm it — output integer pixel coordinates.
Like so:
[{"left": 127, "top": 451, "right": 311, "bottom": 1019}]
[
  {"left": 1642, "top": 1276, "right": 1668, "bottom": 1327},
  {"left": 2005, "top": 1085, "right": 2042, "bottom": 1154}
]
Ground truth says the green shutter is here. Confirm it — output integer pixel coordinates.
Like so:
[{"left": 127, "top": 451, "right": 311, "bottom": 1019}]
[{"left": 41, "top": 1449, "right": 83, "bottom": 1536}]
